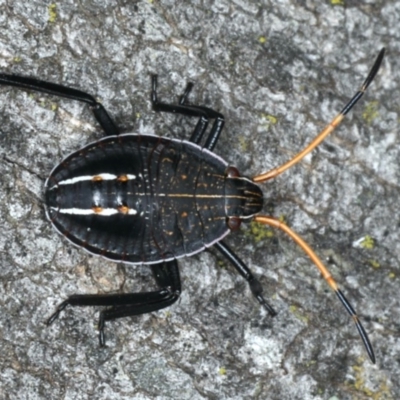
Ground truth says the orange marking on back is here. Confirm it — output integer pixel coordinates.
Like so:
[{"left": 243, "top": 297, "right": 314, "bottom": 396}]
[
  {"left": 117, "top": 175, "right": 129, "bottom": 182},
  {"left": 118, "top": 205, "right": 130, "bottom": 214}
]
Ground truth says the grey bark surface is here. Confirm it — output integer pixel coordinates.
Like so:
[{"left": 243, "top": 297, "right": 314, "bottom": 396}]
[{"left": 0, "top": 1, "right": 398, "bottom": 399}]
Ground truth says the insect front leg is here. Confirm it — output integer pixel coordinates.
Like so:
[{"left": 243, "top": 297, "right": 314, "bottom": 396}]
[
  {"left": 214, "top": 241, "right": 277, "bottom": 317},
  {"left": 0, "top": 74, "right": 119, "bottom": 136},
  {"left": 151, "top": 75, "right": 225, "bottom": 150},
  {"left": 47, "top": 260, "right": 181, "bottom": 346}
]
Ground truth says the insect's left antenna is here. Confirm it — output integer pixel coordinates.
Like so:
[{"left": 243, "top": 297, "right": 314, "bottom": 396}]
[
  {"left": 253, "top": 48, "right": 385, "bottom": 183},
  {"left": 254, "top": 215, "right": 375, "bottom": 363}
]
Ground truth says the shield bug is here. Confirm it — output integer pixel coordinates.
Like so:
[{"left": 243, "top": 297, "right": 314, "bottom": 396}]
[{"left": 0, "top": 48, "right": 384, "bottom": 362}]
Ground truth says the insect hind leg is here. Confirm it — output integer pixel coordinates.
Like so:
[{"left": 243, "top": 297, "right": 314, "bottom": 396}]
[
  {"left": 47, "top": 260, "right": 181, "bottom": 346},
  {"left": 0, "top": 73, "right": 119, "bottom": 136},
  {"left": 151, "top": 75, "right": 225, "bottom": 151}
]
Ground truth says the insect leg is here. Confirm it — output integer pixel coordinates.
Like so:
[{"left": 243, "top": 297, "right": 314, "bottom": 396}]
[
  {"left": 47, "top": 260, "right": 181, "bottom": 346},
  {"left": 214, "top": 240, "right": 277, "bottom": 316},
  {"left": 151, "top": 75, "right": 225, "bottom": 150},
  {"left": 0, "top": 74, "right": 119, "bottom": 136}
]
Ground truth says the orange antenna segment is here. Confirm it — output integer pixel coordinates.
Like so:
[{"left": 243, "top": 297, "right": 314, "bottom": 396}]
[
  {"left": 254, "top": 216, "right": 337, "bottom": 290},
  {"left": 253, "top": 48, "right": 385, "bottom": 183},
  {"left": 254, "top": 215, "right": 375, "bottom": 363}
]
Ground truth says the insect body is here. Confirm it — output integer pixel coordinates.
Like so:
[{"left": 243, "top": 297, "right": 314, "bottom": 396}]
[
  {"left": 45, "top": 134, "right": 262, "bottom": 263},
  {"left": 0, "top": 48, "right": 384, "bottom": 363}
]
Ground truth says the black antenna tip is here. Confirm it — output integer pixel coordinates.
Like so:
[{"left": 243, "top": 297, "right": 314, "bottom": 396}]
[
  {"left": 354, "top": 317, "right": 376, "bottom": 364},
  {"left": 362, "top": 48, "right": 385, "bottom": 90},
  {"left": 336, "top": 289, "right": 376, "bottom": 363}
]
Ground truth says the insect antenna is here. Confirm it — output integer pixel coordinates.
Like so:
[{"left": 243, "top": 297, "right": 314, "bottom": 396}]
[
  {"left": 253, "top": 215, "right": 375, "bottom": 363},
  {"left": 253, "top": 48, "right": 385, "bottom": 183}
]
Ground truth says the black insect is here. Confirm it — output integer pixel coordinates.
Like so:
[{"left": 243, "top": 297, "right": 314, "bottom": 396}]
[{"left": 0, "top": 49, "right": 384, "bottom": 363}]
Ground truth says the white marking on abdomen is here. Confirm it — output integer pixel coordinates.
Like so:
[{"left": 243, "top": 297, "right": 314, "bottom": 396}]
[
  {"left": 59, "top": 174, "right": 117, "bottom": 185},
  {"left": 49, "top": 173, "right": 137, "bottom": 189},
  {"left": 52, "top": 207, "right": 138, "bottom": 216}
]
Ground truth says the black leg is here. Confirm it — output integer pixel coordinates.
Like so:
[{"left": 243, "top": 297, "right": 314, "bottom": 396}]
[
  {"left": 151, "top": 75, "right": 225, "bottom": 150},
  {"left": 214, "top": 240, "right": 277, "bottom": 317},
  {"left": 47, "top": 260, "right": 181, "bottom": 345},
  {"left": 0, "top": 74, "right": 119, "bottom": 136}
]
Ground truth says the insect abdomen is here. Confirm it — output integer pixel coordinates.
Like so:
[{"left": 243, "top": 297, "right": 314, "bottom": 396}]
[{"left": 45, "top": 134, "right": 230, "bottom": 264}]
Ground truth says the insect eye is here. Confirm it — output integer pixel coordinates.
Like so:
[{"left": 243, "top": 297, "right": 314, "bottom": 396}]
[
  {"left": 227, "top": 217, "right": 241, "bottom": 231},
  {"left": 226, "top": 166, "right": 240, "bottom": 178}
]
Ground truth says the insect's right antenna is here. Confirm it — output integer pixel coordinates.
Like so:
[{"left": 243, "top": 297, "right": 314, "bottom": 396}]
[
  {"left": 253, "top": 48, "right": 385, "bottom": 183},
  {"left": 254, "top": 215, "right": 375, "bottom": 363}
]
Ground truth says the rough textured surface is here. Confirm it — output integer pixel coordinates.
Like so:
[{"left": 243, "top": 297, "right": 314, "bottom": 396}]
[{"left": 0, "top": 1, "right": 398, "bottom": 399}]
